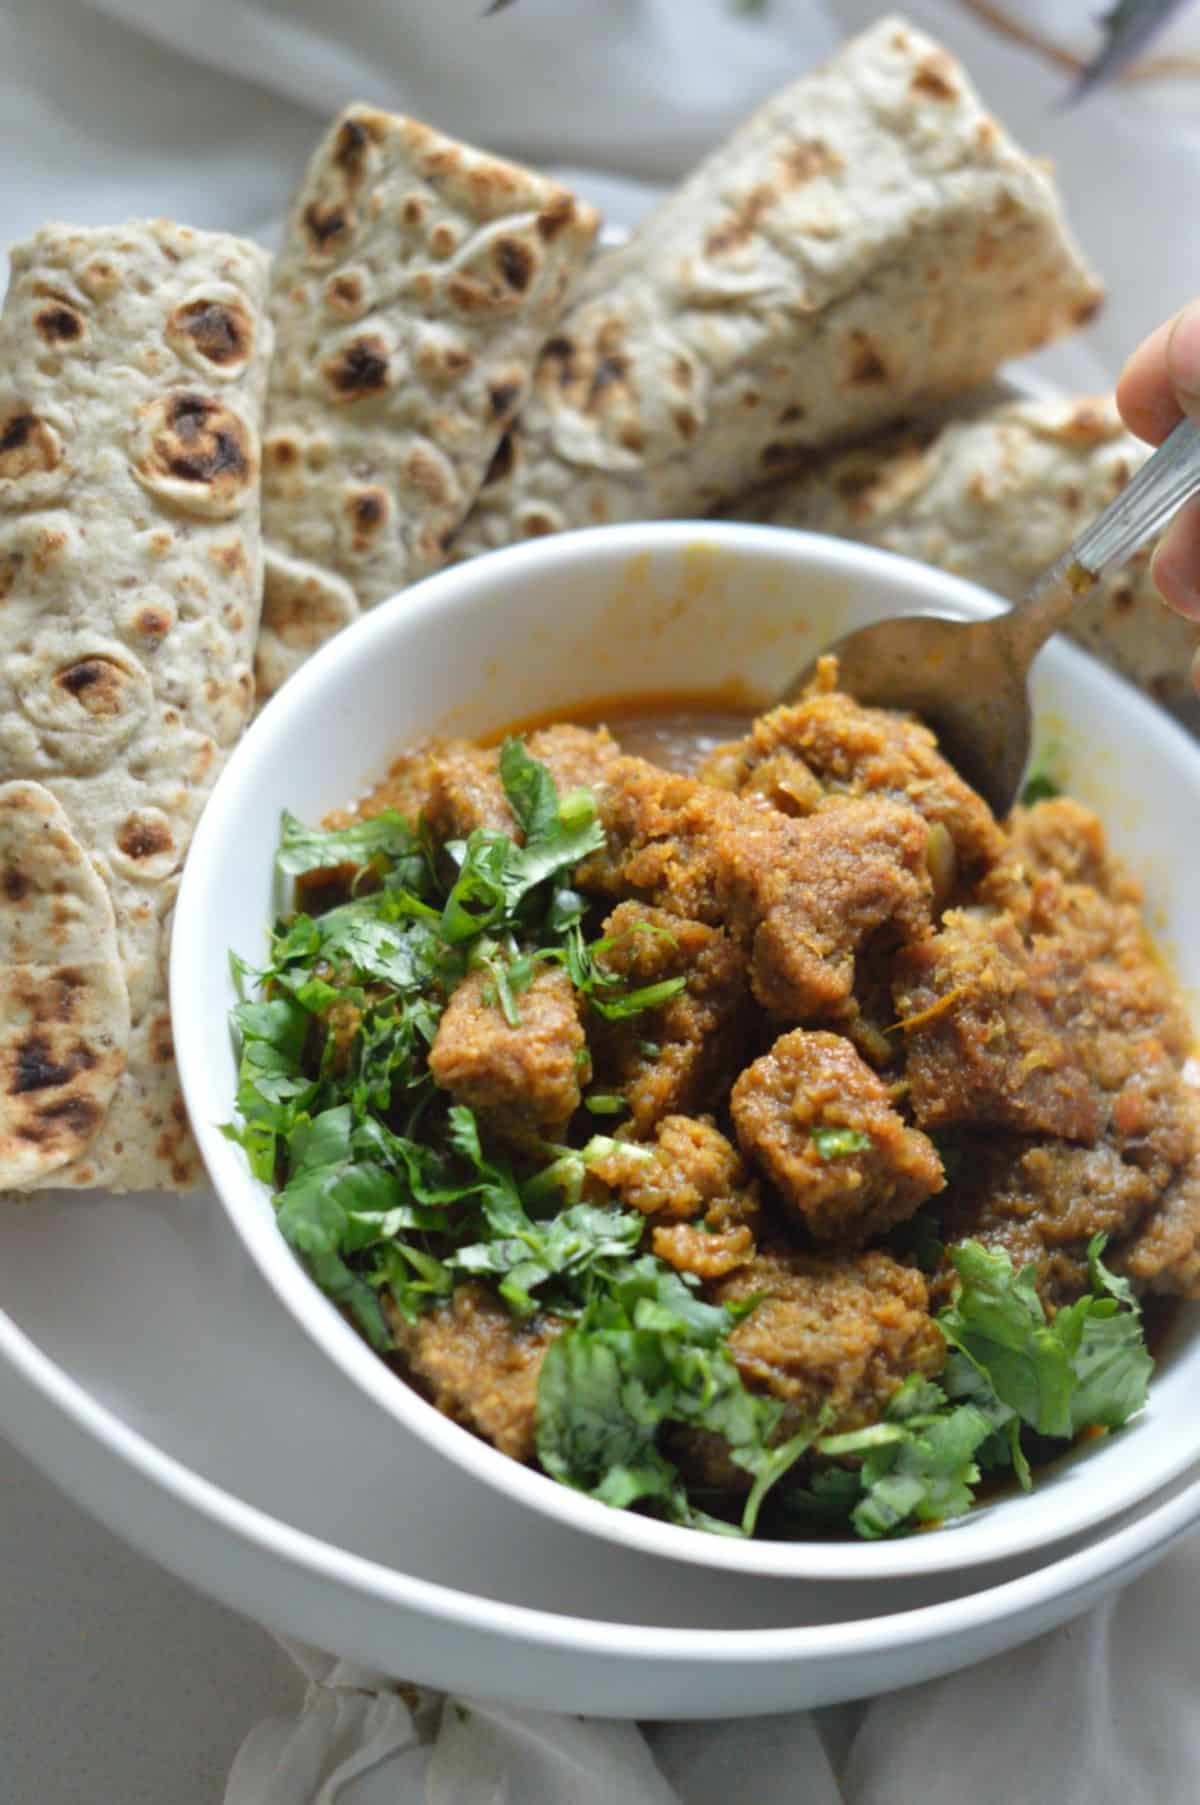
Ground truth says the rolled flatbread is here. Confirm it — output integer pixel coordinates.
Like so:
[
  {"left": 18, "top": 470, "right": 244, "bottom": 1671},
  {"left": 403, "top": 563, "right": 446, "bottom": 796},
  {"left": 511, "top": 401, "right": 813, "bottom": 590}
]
[
  {"left": 0, "top": 218, "right": 271, "bottom": 1193},
  {"left": 257, "top": 105, "right": 599, "bottom": 699},
  {"left": 725, "top": 395, "right": 1200, "bottom": 712},
  {"left": 451, "top": 15, "right": 1102, "bottom": 559}
]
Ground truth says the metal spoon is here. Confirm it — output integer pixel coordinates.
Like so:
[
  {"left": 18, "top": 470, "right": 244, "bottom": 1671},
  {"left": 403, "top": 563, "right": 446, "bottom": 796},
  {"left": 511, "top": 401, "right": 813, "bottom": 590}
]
[{"left": 776, "top": 416, "right": 1200, "bottom": 817}]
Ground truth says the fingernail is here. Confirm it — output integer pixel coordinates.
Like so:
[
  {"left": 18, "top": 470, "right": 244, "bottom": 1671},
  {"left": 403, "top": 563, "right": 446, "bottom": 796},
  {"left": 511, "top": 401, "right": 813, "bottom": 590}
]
[{"left": 1167, "top": 302, "right": 1200, "bottom": 403}]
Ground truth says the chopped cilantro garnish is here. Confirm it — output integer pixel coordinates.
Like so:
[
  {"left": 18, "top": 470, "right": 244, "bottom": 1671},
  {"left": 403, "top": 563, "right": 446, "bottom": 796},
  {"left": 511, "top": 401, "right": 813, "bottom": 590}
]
[
  {"left": 536, "top": 1258, "right": 809, "bottom": 1534},
  {"left": 773, "top": 1236, "right": 1151, "bottom": 1539},
  {"left": 811, "top": 1126, "right": 873, "bottom": 1160},
  {"left": 1020, "top": 741, "right": 1065, "bottom": 806}
]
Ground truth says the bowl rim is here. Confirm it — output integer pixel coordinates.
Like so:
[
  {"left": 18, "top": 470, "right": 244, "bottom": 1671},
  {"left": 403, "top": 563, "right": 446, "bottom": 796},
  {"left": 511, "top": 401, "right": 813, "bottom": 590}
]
[{"left": 171, "top": 519, "right": 1200, "bottom": 1583}]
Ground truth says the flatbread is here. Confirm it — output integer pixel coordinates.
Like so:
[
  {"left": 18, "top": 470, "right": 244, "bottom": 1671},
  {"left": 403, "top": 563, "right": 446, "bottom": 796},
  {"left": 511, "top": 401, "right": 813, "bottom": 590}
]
[
  {"left": 257, "top": 105, "right": 599, "bottom": 699},
  {"left": 0, "top": 782, "right": 128, "bottom": 1188},
  {"left": 0, "top": 218, "right": 272, "bottom": 1192},
  {"left": 725, "top": 394, "right": 1200, "bottom": 713},
  {"left": 451, "top": 16, "right": 1102, "bottom": 559}
]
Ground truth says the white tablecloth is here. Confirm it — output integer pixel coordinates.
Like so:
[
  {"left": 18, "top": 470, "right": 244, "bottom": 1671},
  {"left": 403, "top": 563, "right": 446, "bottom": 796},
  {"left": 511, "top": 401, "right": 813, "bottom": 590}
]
[{"left": 3, "top": 2, "right": 1200, "bottom": 1798}]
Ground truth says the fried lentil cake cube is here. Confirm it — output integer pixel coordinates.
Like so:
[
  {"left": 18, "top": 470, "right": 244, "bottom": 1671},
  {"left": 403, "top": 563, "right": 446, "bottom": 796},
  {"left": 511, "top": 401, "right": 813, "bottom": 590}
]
[
  {"left": 587, "top": 900, "right": 751, "bottom": 1134},
  {"left": 590, "top": 1113, "right": 761, "bottom": 1281},
  {"left": 731, "top": 1029, "right": 943, "bottom": 1244},
  {"left": 428, "top": 964, "right": 586, "bottom": 1142}
]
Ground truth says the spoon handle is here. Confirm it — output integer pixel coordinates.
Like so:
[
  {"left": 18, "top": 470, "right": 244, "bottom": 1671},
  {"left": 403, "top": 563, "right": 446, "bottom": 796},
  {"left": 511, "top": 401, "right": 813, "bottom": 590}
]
[
  {"left": 997, "top": 415, "right": 1200, "bottom": 671},
  {"left": 1075, "top": 415, "right": 1200, "bottom": 574}
]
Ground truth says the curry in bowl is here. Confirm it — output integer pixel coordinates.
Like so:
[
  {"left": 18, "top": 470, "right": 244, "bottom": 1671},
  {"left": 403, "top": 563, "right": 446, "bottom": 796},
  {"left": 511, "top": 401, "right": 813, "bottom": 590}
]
[{"left": 227, "top": 661, "right": 1195, "bottom": 1540}]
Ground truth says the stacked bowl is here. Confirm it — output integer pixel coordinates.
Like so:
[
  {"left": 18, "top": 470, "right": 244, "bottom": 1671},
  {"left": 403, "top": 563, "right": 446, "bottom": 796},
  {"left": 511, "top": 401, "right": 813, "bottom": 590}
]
[{"left": 3, "top": 521, "right": 1199, "bottom": 1716}]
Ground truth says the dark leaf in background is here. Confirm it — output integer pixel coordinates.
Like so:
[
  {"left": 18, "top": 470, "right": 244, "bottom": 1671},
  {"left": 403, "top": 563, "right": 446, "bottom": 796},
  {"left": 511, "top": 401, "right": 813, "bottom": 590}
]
[{"left": 1071, "top": 0, "right": 1194, "bottom": 100}]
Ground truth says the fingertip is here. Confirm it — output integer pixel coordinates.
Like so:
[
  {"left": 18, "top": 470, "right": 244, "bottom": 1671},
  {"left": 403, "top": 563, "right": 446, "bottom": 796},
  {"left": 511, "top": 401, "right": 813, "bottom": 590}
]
[
  {"left": 1149, "top": 500, "right": 1200, "bottom": 620},
  {"left": 1166, "top": 303, "right": 1200, "bottom": 409},
  {"left": 1116, "top": 314, "right": 1185, "bottom": 447}
]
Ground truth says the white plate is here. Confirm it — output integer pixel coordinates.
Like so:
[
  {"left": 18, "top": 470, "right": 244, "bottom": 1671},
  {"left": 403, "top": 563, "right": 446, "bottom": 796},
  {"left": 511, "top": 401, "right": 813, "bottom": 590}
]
[{"left": 2, "top": 1179, "right": 1199, "bottom": 1718}]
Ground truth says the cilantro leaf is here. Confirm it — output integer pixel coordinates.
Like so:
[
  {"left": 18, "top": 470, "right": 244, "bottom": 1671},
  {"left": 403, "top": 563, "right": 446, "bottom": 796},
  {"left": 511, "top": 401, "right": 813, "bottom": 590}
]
[
  {"left": 563, "top": 924, "right": 687, "bottom": 1022},
  {"left": 498, "top": 736, "right": 560, "bottom": 844},
  {"left": 1020, "top": 741, "right": 1065, "bottom": 807},
  {"left": 453, "top": 1201, "right": 644, "bottom": 1317},
  {"left": 277, "top": 809, "right": 425, "bottom": 884},
  {"left": 937, "top": 1240, "right": 1076, "bottom": 1438},
  {"left": 938, "top": 1235, "right": 1151, "bottom": 1456},
  {"left": 812, "top": 1126, "right": 873, "bottom": 1161},
  {"left": 536, "top": 1257, "right": 800, "bottom": 1535}
]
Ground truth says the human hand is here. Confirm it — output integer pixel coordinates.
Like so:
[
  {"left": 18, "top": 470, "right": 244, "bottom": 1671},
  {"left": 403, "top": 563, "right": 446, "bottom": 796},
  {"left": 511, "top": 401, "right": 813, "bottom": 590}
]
[{"left": 1116, "top": 304, "right": 1200, "bottom": 627}]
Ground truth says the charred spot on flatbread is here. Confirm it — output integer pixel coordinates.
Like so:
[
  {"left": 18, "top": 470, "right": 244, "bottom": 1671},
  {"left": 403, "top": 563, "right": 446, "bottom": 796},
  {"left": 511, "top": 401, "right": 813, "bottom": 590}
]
[
  {"left": 116, "top": 812, "right": 175, "bottom": 862},
  {"left": 331, "top": 111, "right": 388, "bottom": 184},
  {"left": 167, "top": 298, "right": 255, "bottom": 372},
  {"left": 54, "top": 655, "right": 136, "bottom": 719},
  {"left": 302, "top": 199, "right": 355, "bottom": 258},
  {"left": 11, "top": 1031, "right": 97, "bottom": 1095},
  {"left": 321, "top": 335, "right": 391, "bottom": 403},
  {"left": 34, "top": 304, "right": 85, "bottom": 346},
  {"left": 401, "top": 450, "right": 453, "bottom": 505},
  {"left": 910, "top": 52, "right": 959, "bottom": 100},
  {"left": 0, "top": 408, "right": 63, "bottom": 483},
  {"left": 494, "top": 237, "right": 535, "bottom": 293},
  {"left": 488, "top": 380, "right": 521, "bottom": 420},
  {"left": 845, "top": 332, "right": 888, "bottom": 385},
  {"left": 343, "top": 485, "right": 391, "bottom": 553},
  {"left": 324, "top": 272, "right": 366, "bottom": 318},
  {"left": 133, "top": 390, "right": 258, "bottom": 517},
  {"left": 536, "top": 194, "right": 577, "bottom": 242}
]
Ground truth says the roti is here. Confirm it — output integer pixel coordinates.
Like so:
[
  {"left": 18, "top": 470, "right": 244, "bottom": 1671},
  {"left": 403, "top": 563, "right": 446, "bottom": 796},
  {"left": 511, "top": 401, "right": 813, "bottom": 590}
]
[
  {"left": 256, "top": 105, "right": 599, "bottom": 699},
  {"left": 452, "top": 17, "right": 1102, "bottom": 558},
  {"left": 0, "top": 218, "right": 272, "bottom": 1192}
]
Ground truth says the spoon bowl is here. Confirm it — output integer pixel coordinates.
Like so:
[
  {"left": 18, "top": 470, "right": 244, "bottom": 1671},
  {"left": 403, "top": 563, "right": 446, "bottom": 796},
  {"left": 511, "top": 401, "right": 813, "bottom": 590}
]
[
  {"left": 778, "top": 415, "right": 1200, "bottom": 815},
  {"left": 779, "top": 610, "right": 1034, "bottom": 817}
]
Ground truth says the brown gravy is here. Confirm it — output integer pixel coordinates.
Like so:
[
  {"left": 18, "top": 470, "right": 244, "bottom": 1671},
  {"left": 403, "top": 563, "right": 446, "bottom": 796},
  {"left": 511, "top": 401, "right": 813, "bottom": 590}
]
[{"left": 491, "top": 687, "right": 758, "bottom": 775}]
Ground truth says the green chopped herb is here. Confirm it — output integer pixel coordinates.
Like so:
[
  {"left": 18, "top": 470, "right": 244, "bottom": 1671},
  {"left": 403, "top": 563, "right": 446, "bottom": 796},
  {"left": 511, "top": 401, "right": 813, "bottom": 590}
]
[
  {"left": 811, "top": 1126, "right": 873, "bottom": 1161},
  {"left": 1020, "top": 742, "right": 1066, "bottom": 806},
  {"left": 777, "top": 1236, "right": 1151, "bottom": 1538},
  {"left": 584, "top": 1093, "right": 629, "bottom": 1116}
]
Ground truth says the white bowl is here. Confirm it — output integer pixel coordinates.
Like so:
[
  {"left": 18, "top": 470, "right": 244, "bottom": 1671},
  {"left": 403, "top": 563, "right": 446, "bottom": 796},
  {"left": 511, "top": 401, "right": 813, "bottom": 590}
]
[{"left": 172, "top": 521, "right": 1200, "bottom": 1582}]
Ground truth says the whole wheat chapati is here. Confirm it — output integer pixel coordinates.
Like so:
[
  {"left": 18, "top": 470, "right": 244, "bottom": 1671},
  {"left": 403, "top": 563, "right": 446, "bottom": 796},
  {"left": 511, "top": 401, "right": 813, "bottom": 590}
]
[
  {"left": 256, "top": 105, "right": 599, "bottom": 700},
  {"left": 451, "top": 16, "right": 1103, "bottom": 559},
  {"left": 0, "top": 218, "right": 271, "bottom": 1193}
]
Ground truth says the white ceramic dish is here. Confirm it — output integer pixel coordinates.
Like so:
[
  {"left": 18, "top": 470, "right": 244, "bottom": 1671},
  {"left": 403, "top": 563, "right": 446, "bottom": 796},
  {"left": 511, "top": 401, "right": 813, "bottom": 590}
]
[
  {"left": 3, "top": 1277, "right": 1199, "bottom": 1719},
  {"left": 172, "top": 520, "right": 1200, "bottom": 1584}
]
